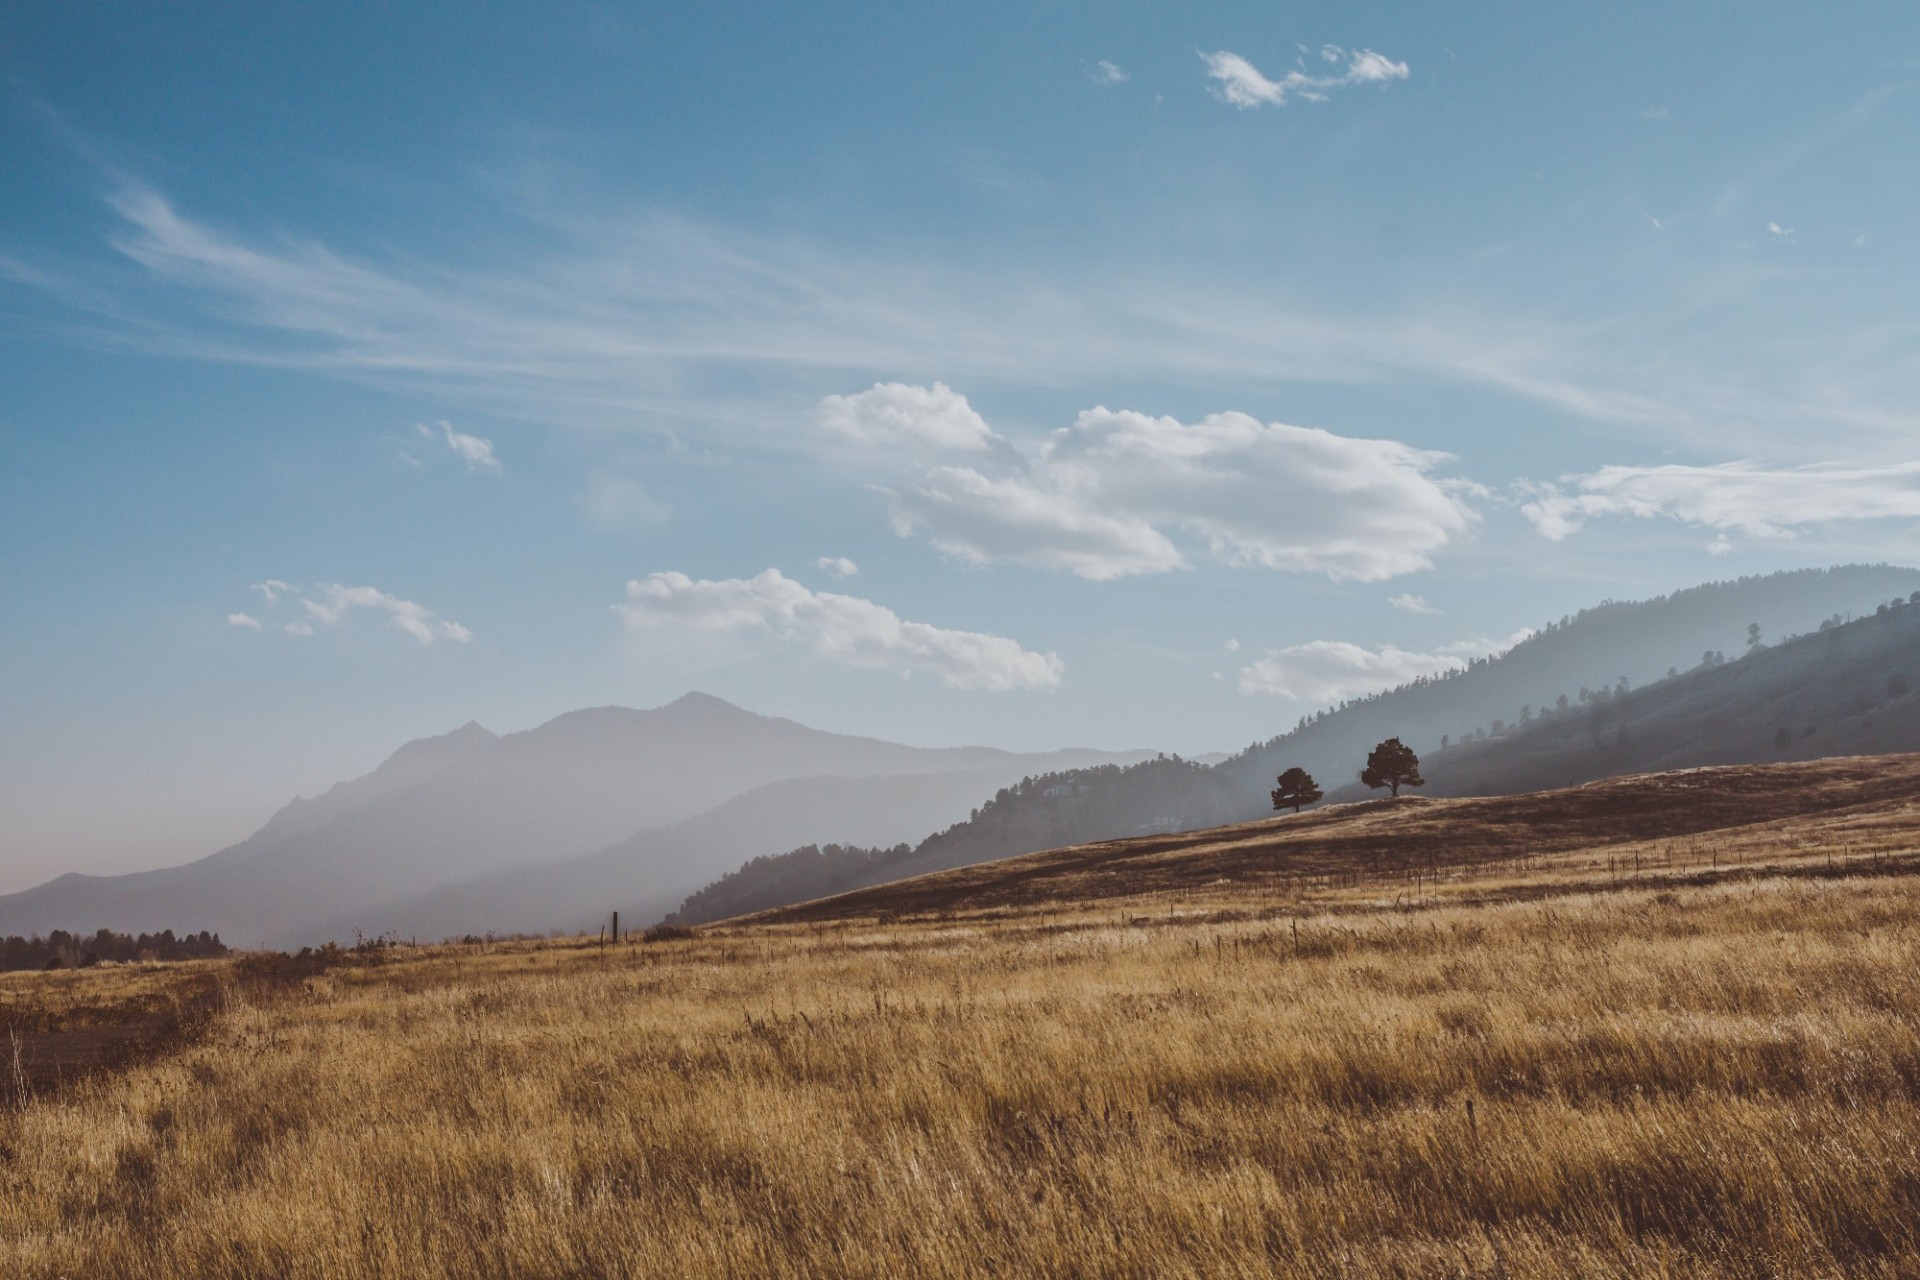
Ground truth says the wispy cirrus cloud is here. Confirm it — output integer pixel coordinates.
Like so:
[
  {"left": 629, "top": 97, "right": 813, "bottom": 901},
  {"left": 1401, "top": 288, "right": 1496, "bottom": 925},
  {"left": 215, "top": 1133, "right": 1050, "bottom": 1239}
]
[
  {"left": 1090, "top": 60, "right": 1129, "bottom": 86},
  {"left": 872, "top": 397, "right": 1477, "bottom": 582},
  {"left": 7, "top": 177, "right": 1918, "bottom": 458},
  {"left": 1201, "top": 46, "right": 1408, "bottom": 110},
  {"left": 614, "top": 569, "right": 1062, "bottom": 691}
]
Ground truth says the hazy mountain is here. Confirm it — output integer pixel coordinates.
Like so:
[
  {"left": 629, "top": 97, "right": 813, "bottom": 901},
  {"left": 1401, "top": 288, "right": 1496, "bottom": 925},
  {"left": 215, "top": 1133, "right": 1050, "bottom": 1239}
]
[
  {"left": 242, "top": 721, "right": 498, "bottom": 852},
  {"left": 317, "top": 765, "right": 1124, "bottom": 942},
  {"left": 667, "top": 566, "right": 1920, "bottom": 924},
  {"left": 1420, "top": 593, "right": 1920, "bottom": 797},
  {"left": 0, "top": 693, "right": 1148, "bottom": 947}
]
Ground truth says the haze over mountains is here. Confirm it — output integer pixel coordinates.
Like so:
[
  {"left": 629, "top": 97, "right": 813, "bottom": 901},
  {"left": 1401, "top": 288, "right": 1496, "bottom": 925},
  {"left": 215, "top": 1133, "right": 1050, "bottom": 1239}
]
[
  {"left": 4, "top": 565, "right": 1916, "bottom": 947},
  {"left": 0, "top": 694, "right": 1150, "bottom": 947},
  {"left": 669, "top": 565, "right": 1920, "bottom": 923}
]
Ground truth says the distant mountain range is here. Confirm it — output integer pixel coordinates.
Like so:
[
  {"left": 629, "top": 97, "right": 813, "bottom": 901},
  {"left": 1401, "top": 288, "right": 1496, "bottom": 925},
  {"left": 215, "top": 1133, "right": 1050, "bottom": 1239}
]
[
  {"left": 0, "top": 693, "right": 1150, "bottom": 947},
  {"left": 669, "top": 565, "right": 1920, "bottom": 924}
]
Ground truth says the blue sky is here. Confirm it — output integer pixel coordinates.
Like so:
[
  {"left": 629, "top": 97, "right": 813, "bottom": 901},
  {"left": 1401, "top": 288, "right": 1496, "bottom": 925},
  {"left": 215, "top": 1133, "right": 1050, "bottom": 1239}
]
[{"left": 4, "top": 1, "right": 1919, "bottom": 889}]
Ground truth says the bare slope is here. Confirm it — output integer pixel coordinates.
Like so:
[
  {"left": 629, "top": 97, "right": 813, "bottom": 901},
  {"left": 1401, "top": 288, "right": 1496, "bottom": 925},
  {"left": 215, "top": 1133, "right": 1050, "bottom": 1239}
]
[{"left": 750, "top": 752, "right": 1920, "bottom": 923}]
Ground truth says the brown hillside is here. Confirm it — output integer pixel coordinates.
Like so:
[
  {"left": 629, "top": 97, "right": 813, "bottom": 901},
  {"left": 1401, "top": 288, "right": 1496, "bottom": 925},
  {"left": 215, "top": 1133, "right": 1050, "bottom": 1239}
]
[{"left": 754, "top": 751, "right": 1920, "bottom": 923}]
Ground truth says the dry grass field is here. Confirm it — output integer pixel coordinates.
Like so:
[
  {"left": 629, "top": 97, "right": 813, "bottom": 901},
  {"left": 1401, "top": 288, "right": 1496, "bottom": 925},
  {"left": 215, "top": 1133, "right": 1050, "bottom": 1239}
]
[{"left": 7, "top": 757, "right": 1920, "bottom": 1278}]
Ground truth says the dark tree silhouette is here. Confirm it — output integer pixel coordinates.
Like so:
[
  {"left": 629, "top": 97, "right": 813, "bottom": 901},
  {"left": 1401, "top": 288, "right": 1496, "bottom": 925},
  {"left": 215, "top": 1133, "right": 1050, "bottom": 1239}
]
[
  {"left": 1360, "top": 738, "right": 1424, "bottom": 797},
  {"left": 1270, "top": 767, "right": 1324, "bottom": 814}
]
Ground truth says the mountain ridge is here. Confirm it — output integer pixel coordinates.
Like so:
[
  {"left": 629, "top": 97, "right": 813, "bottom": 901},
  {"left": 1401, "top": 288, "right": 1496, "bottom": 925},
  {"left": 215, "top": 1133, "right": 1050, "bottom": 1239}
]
[{"left": 0, "top": 694, "right": 1152, "bottom": 947}]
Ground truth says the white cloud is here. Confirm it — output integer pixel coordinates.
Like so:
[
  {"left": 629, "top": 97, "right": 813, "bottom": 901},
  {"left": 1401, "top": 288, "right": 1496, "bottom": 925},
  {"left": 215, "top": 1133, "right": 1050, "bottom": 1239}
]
[
  {"left": 1766, "top": 222, "right": 1794, "bottom": 241},
  {"left": 886, "top": 406, "right": 1475, "bottom": 582},
  {"left": 1238, "top": 641, "right": 1464, "bottom": 701},
  {"left": 1388, "top": 593, "right": 1439, "bottom": 614},
  {"left": 614, "top": 569, "right": 1062, "bottom": 691},
  {"left": 1239, "top": 628, "right": 1532, "bottom": 701},
  {"left": 1707, "top": 535, "right": 1735, "bottom": 556},
  {"left": 19, "top": 178, "right": 1920, "bottom": 457},
  {"left": 233, "top": 582, "right": 471, "bottom": 646},
  {"left": 1437, "top": 629, "right": 1535, "bottom": 658},
  {"left": 1091, "top": 60, "right": 1129, "bottom": 85},
  {"left": 301, "top": 584, "right": 473, "bottom": 645},
  {"left": 1224, "top": 638, "right": 1240, "bottom": 652},
  {"left": 815, "top": 556, "right": 859, "bottom": 578},
  {"left": 1520, "top": 460, "right": 1920, "bottom": 541},
  {"left": 1201, "top": 47, "right": 1408, "bottom": 109},
  {"left": 581, "top": 471, "right": 670, "bottom": 530},
  {"left": 816, "top": 381, "right": 998, "bottom": 452},
  {"left": 890, "top": 464, "right": 1187, "bottom": 581},
  {"left": 417, "top": 420, "right": 500, "bottom": 472}
]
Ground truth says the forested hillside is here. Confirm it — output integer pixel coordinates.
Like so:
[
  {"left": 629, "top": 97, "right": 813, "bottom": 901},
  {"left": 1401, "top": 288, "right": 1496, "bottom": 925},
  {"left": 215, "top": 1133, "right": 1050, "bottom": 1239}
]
[{"left": 668, "top": 567, "right": 1920, "bottom": 924}]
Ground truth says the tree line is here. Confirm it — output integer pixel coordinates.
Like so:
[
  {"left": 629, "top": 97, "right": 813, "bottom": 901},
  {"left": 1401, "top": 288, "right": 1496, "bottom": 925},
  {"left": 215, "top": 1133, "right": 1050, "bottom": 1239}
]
[{"left": 0, "top": 928, "right": 228, "bottom": 971}]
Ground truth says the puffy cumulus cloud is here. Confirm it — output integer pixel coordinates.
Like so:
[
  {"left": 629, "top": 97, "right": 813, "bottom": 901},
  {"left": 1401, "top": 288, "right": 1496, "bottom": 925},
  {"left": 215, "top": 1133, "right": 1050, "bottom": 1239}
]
[
  {"left": 225, "top": 612, "right": 263, "bottom": 630},
  {"left": 889, "top": 465, "right": 1186, "bottom": 581},
  {"left": 1388, "top": 593, "right": 1439, "bottom": 615},
  {"left": 417, "top": 421, "right": 500, "bottom": 472},
  {"left": 888, "top": 408, "right": 1475, "bottom": 582},
  {"left": 1520, "top": 460, "right": 1920, "bottom": 542},
  {"left": 615, "top": 569, "right": 1062, "bottom": 691},
  {"left": 301, "top": 585, "right": 473, "bottom": 645},
  {"left": 815, "top": 556, "right": 860, "bottom": 578},
  {"left": 1237, "top": 641, "right": 1464, "bottom": 702},
  {"left": 1202, "top": 47, "right": 1408, "bottom": 109},
  {"left": 816, "top": 381, "right": 998, "bottom": 452}
]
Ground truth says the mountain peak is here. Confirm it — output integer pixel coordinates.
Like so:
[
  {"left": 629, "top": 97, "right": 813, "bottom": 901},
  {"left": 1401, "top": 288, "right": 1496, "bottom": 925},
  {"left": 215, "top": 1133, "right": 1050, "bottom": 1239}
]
[{"left": 661, "top": 691, "right": 750, "bottom": 716}]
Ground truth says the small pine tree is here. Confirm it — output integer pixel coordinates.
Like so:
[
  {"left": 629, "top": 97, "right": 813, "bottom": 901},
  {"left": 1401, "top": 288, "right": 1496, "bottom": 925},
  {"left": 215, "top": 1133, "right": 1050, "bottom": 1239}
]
[
  {"left": 1360, "top": 738, "right": 1424, "bottom": 798},
  {"left": 1271, "top": 767, "right": 1324, "bottom": 814}
]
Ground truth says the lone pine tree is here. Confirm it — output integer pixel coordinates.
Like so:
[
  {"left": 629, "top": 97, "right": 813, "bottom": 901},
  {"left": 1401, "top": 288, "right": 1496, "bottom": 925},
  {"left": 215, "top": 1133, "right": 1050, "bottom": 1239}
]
[
  {"left": 1271, "top": 767, "right": 1324, "bottom": 814},
  {"left": 1361, "top": 738, "right": 1424, "bottom": 798}
]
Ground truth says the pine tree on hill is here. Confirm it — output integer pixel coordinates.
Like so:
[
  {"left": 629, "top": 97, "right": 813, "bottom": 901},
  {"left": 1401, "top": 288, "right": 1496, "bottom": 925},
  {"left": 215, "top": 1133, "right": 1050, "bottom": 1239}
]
[
  {"left": 1271, "top": 768, "right": 1324, "bottom": 814},
  {"left": 1361, "top": 738, "right": 1424, "bottom": 798}
]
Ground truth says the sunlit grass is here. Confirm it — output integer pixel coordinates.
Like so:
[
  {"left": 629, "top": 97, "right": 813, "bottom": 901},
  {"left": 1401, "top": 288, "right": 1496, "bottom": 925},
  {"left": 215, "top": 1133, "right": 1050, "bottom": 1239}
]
[{"left": 5, "top": 847, "right": 1920, "bottom": 1276}]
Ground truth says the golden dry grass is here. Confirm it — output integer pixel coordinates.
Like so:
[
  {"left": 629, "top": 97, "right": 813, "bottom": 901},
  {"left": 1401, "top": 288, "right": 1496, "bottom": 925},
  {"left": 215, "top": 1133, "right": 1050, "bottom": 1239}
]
[{"left": 7, "top": 762, "right": 1920, "bottom": 1277}]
